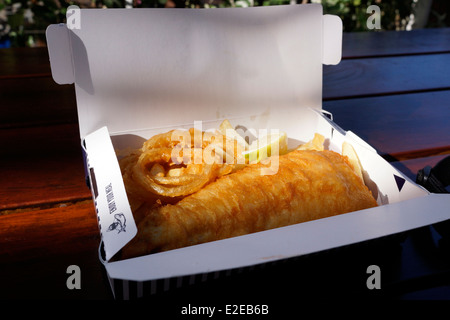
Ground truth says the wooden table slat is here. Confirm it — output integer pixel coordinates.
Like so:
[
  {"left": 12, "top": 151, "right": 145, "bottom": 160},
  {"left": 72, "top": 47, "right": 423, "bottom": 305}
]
[
  {"left": 0, "top": 200, "right": 112, "bottom": 299},
  {"left": 0, "top": 47, "right": 51, "bottom": 79},
  {"left": 0, "top": 124, "right": 91, "bottom": 211},
  {"left": 342, "top": 28, "right": 450, "bottom": 59},
  {"left": 323, "top": 53, "right": 450, "bottom": 100},
  {"left": 323, "top": 90, "right": 450, "bottom": 157},
  {"left": 0, "top": 78, "right": 77, "bottom": 129}
]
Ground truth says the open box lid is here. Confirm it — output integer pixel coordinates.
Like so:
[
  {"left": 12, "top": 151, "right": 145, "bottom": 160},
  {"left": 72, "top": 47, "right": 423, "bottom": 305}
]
[{"left": 46, "top": 4, "right": 342, "bottom": 139}]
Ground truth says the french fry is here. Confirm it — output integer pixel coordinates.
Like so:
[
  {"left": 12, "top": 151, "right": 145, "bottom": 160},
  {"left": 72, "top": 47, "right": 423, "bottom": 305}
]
[
  {"left": 342, "top": 141, "right": 364, "bottom": 182},
  {"left": 297, "top": 133, "right": 325, "bottom": 151},
  {"left": 219, "top": 119, "right": 249, "bottom": 148}
]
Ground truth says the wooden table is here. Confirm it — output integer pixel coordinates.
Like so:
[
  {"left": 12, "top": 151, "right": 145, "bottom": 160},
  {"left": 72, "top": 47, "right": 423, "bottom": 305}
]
[{"left": 1, "top": 27, "right": 449, "bottom": 303}]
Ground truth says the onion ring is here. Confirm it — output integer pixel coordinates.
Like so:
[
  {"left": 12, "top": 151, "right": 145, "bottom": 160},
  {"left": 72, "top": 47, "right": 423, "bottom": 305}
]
[{"left": 118, "top": 124, "right": 247, "bottom": 208}]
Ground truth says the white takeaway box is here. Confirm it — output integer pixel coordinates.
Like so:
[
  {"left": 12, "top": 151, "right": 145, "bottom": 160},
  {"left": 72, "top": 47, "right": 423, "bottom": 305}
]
[{"left": 46, "top": 4, "right": 450, "bottom": 299}]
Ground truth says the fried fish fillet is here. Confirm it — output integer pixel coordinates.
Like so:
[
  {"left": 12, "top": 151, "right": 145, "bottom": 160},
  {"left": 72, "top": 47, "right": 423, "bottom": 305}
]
[{"left": 121, "top": 149, "right": 378, "bottom": 259}]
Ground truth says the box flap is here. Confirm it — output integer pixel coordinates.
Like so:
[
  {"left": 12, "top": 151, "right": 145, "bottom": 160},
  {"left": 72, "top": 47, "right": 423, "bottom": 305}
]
[
  {"left": 46, "top": 4, "right": 341, "bottom": 138},
  {"left": 45, "top": 24, "right": 75, "bottom": 85},
  {"left": 322, "top": 14, "right": 342, "bottom": 65},
  {"left": 84, "top": 126, "right": 137, "bottom": 261}
]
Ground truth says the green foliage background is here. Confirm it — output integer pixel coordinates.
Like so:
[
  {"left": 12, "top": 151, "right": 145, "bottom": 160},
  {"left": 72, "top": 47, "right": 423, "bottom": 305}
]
[{"left": 0, "top": 0, "right": 447, "bottom": 47}]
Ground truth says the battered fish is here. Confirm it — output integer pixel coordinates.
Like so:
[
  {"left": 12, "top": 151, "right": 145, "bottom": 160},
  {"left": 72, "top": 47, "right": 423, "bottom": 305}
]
[{"left": 121, "top": 150, "right": 378, "bottom": 259}]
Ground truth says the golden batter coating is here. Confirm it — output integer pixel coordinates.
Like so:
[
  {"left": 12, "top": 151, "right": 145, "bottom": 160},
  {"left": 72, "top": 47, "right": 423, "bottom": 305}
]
[{"left": 121, "top": 149, "right": 378, "bottom": 259}]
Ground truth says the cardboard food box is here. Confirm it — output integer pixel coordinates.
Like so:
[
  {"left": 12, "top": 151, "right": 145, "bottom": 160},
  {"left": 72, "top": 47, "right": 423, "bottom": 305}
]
[{"left": 46, "top": 4, "right": 450, "bottom": 299}]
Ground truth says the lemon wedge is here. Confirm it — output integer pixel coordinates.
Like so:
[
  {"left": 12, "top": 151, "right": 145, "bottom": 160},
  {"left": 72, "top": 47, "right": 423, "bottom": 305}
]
[{"left": 243, "top": 132, "right": 288, "bottom": 163}]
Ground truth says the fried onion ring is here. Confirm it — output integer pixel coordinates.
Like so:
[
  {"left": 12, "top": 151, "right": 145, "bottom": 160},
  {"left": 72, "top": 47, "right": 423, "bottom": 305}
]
[{"left": 118, "top": 126, "right": 246, "bottom": 216}]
